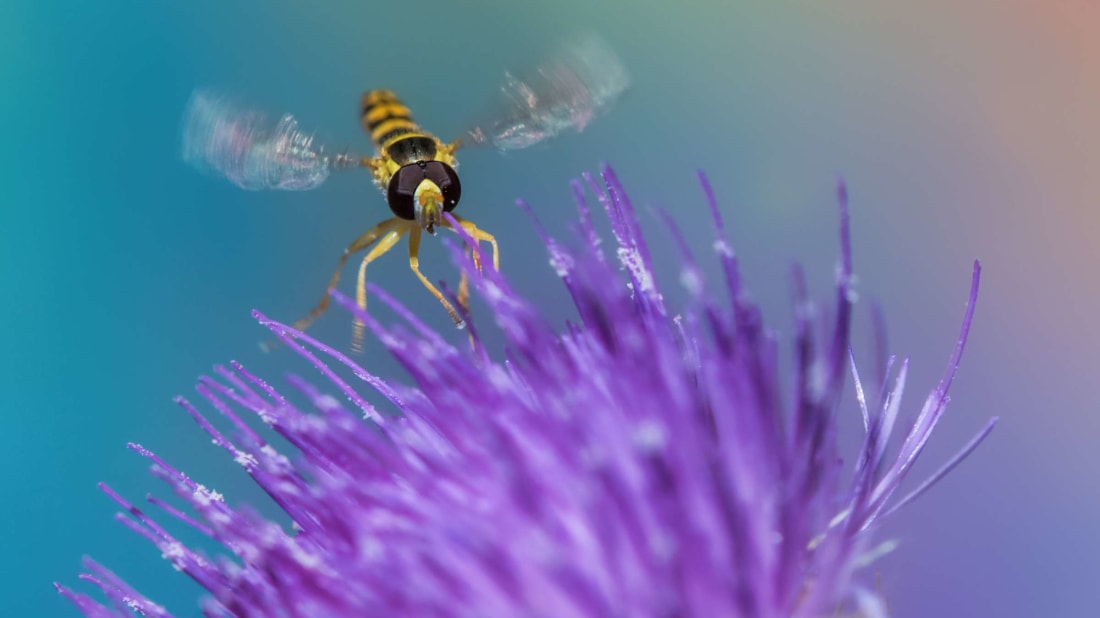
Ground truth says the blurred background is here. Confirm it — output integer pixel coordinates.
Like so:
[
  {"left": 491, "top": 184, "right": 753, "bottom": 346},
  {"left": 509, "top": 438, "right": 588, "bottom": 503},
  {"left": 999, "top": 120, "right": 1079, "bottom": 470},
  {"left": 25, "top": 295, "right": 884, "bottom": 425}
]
[{"left": 4, "top": 0, "right": 1097, "bottom": 615}]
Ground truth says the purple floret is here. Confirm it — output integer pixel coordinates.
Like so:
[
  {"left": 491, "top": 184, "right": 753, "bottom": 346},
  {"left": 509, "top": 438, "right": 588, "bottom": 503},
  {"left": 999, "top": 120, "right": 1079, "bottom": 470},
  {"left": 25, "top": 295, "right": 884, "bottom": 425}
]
[{"left": 57, "top": 165, "right": 995, "bottom": 617}]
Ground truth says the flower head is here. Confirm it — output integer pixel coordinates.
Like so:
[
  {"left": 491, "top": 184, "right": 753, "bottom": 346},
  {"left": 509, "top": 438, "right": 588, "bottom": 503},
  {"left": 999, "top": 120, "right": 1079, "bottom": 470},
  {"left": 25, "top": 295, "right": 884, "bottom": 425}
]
[{"left": 57, "top": 166, "right": 995, "bottom": 617}]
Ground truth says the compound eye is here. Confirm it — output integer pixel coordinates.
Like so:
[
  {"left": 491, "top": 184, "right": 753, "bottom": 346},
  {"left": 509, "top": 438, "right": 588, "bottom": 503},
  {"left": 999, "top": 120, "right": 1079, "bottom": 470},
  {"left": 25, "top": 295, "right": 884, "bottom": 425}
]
[
  {"left": 424, "top": 161, "right": 461, "bottom": 212},
  {"left": 386, "top": 165, "right": 421, "bottom": 220}
]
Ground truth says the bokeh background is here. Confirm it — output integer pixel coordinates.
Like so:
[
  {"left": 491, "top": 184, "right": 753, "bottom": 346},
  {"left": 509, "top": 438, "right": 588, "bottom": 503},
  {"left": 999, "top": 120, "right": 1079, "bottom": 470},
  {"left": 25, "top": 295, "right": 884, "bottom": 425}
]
[{"left": 4, "top": 0, "right": 1097, "bottom": 615}]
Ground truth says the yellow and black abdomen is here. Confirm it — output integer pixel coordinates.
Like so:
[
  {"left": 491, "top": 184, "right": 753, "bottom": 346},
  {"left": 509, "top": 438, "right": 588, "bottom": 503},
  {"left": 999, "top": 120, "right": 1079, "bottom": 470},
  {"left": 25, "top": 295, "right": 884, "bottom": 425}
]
[
  {"left": 360, "top": 90, "right": 440, "bottom": 166},
  {"left": 361, "top": 90, "right": 420, "bottom": 147}
]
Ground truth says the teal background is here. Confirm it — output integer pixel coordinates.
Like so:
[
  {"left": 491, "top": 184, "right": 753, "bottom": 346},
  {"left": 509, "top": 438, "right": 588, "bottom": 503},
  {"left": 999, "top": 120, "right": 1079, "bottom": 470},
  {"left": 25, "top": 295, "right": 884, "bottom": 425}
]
[{"left": 5, "top": 1, "right": 1098, "bottom": 616}]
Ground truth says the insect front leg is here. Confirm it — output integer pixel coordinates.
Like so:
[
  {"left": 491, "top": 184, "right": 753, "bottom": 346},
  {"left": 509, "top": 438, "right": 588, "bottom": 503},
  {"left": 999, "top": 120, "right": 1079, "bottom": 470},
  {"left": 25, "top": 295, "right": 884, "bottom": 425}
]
[
  {"left": 444, "top": 215, "right": 499, "bottom": 313},
  {"left": 407, "top": 226, "right": 465, "bottom": 328},
  {"left": 450, "top": 215, "right": 500, "bottom": 272},
  {"left": 259, "top": 218, "right": 402, "bottom": 354}
]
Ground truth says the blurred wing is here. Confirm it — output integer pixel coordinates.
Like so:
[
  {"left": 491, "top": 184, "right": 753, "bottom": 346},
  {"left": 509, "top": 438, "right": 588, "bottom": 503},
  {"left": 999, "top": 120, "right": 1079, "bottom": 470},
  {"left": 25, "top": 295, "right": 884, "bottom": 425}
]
[
  {"left": 181, "top": 90, "right": 361, "bottom": 191},
  {"left": 466, "top": 34, "right": 630, "bottom": 151}
]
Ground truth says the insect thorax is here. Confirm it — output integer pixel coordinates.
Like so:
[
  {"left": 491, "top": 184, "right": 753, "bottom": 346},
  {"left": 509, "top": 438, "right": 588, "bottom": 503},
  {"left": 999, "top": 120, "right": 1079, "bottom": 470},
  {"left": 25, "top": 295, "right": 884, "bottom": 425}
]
[{"left": 385, "top": 135, "right": 438, "bottom": 166}]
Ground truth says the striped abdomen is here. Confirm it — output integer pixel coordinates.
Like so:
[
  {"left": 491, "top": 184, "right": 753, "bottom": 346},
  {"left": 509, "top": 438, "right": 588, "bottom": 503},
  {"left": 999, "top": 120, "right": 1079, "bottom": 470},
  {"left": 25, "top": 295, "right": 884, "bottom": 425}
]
[{"left": 361, "top": 90, "right": 429, "bottom": 152}]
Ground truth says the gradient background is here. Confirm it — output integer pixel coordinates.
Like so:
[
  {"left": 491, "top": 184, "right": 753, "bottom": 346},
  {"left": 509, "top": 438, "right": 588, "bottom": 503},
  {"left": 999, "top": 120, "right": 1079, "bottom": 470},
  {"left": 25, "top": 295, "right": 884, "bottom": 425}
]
[{"left": 4, "top": 1, "right": 1097, "bottom": 616}]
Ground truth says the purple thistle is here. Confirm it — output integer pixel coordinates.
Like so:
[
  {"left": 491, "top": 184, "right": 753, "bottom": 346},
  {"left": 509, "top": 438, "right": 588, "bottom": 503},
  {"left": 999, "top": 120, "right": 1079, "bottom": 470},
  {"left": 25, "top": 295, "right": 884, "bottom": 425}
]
[{"left": 57, "top": 165, "right": 996, "bottom": 617}]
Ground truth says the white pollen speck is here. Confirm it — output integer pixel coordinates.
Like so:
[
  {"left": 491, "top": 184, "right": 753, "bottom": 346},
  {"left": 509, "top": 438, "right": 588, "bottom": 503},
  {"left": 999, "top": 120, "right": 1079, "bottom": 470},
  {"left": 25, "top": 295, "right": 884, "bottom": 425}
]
[
  {"left": 617, "top": 247, "right": 655, "bottom": 295},
  {"left": 713, "top": 239, "right": 733, "bottom": 257},
  {"left": 256, "top": 406, "right": 275, "bottom": 425},
  {"left": 234, "top": 451, "right": 258, "bottom": 468},
  {"left": 161, "top": 541, "right": 186, "bottom": 567},
  {"left": 193, "top": 484, "right": 224, "bottom": 505},
  {"left": 680, "top": 267, "right": 703, "bottom": 296},
  {"left": 316, "top": 394, "right": 341, "bottom": 412},
  {"left": 549, "top": 247, "right": 575, "bottom": 277},
  {"left": 633, "top": 419, "right": 667, "bottom": 451}
]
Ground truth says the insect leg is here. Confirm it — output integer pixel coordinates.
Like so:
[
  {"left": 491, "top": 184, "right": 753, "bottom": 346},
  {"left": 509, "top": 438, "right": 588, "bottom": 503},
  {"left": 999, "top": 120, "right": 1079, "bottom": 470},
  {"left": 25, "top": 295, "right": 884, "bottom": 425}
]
[
  {"left": 361, "top": 156, "right": 389, "bottom": 188},
  {"left": 350, "top": 225, "right": 408, "bottom": 352},
  {"left": 441, "top": 139, "right": 462, "bottom": 158},
  {"left": 446, "top": 216, "right": 499, "bottom": 313},
  {"left": 289, "top": 217, "right": 401, "bottom": 333},
  {"left": 407, "top": 226, "right": 465, "bottom": 327},
  {"left": 449, "top": 215, "right": 500, "bottom": 272},
  {"left": 454, "top": 244, "right": 479, "bottom": 313}
]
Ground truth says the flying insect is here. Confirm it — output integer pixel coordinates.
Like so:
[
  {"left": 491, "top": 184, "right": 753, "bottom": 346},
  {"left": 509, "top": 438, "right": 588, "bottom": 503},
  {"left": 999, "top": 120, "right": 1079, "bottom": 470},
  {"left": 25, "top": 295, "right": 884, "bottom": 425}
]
[{"left": 181, "top": 35, "right": 628, "bottom": 348}]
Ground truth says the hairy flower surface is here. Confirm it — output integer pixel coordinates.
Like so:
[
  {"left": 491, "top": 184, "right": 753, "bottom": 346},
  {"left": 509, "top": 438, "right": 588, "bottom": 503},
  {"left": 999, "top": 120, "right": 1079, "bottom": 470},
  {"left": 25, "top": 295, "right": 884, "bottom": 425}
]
[{"left": 58, "top": 166, "right": 995, "bottom": 617}]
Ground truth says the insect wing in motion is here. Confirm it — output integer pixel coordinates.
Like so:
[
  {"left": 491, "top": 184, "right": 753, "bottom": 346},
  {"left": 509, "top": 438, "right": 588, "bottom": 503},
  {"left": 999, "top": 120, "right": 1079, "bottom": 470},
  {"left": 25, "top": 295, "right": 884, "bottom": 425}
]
[
  {"left": 181, "top": 90, "right": 361, "bottom": 191},
  {"left": 466, "top": 34, "right": 630, "bottom": 151}
]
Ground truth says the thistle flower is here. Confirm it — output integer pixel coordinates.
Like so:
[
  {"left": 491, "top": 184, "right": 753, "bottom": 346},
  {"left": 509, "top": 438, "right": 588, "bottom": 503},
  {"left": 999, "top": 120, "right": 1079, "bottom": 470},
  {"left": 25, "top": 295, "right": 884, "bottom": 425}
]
[{"left": 56, "top": 166, "right": 995, "bottom": 617}]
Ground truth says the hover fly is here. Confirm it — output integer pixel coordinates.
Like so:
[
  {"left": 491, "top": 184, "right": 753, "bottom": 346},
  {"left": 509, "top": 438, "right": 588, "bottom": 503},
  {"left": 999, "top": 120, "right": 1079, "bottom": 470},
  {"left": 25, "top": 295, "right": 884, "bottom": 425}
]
[{"left": 181, "top": 35, "right": 628, "bottom": 349}]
